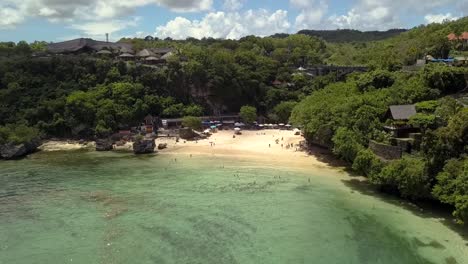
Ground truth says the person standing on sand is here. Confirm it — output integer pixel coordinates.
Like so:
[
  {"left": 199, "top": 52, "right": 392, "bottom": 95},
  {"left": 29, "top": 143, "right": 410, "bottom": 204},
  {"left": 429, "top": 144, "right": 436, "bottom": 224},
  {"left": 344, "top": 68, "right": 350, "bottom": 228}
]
[{"left": 269, "top": 144, "right": 271, "bottom": 148}]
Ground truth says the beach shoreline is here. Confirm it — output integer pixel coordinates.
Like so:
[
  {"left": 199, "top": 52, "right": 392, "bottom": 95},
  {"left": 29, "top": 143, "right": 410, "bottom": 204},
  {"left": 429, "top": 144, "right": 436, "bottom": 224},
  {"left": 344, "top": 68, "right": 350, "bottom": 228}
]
[{"left": 38, "top": 129, "right": 349, "bottom": 175}]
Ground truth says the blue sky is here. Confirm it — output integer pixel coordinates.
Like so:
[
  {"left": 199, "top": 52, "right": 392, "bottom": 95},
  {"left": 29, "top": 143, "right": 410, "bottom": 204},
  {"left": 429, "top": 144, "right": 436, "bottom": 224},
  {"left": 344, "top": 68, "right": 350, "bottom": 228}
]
[{"left": 0, "top": 0, "right": 466, "bottom": 42}]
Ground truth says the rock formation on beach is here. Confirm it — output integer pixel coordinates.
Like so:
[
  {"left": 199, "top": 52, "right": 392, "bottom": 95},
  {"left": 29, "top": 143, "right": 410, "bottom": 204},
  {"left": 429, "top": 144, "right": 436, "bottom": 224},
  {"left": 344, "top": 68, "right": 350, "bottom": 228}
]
[
  {"left": 0, "top": 139, "right": 41, "bottom": 159},
  {"left": 158, "top": 143, "right": 168, "bottom": 150},
  {"left": 95, "top": 139, "right": 114, "bottom": 151},
  {"left": 133, "top": 139, "right": 156, "bottom": 154},
  {"left": 179, "top": 128, "right": 199, "bottom": 140}
]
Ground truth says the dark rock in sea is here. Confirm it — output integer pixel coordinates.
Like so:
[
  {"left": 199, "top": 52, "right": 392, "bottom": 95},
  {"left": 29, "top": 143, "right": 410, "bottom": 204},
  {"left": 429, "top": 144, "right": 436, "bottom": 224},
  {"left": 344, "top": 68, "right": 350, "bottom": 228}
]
[
  {"left": 133, "top": 139, "right": 156, "bottom": 154},
  {"left": 158, "top": 143, "right": 168, "bottom": 150},
  {"left": 0, "top": 139, "right": 41, "bottom": 160},
  {"left": 95, "top": 139, "right": 113, "bottom": 151},
  {"left": 179, "top": 127, "right": 199, "bottom": 140}
]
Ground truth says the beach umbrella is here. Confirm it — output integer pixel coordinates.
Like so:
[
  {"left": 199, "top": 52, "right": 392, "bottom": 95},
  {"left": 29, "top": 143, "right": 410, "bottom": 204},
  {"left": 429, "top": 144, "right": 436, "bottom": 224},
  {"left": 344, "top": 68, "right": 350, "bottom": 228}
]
[
  {"left": 285, "top": 124, "right": 292, "bottom": 127},
  {"left": 210, "top": 125, "right": 217, "bottom": 129},
  {"left": 234, "top": 127, "right": 241, "bottom": 131},
  {"left": 279, "top": 123, "right": 285, "bottom": 126}
]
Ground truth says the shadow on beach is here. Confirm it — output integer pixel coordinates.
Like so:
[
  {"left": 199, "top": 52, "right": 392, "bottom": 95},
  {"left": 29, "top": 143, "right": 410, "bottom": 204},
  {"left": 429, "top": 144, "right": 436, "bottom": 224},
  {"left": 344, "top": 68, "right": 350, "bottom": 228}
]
[{"left": 342, "top": 178, "right": 468, "bottom": 242}]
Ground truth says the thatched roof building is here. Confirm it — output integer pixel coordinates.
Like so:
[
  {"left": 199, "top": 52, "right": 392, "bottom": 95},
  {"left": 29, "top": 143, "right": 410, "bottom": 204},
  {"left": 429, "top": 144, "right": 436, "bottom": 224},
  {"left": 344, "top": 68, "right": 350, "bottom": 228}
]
[
  {"left": 160, "top": 52, "right": 174, "bottom": 60},
  {"left": 96, "top": 50, "right": 112, "bottom": 55},
  {"left": 47, "top": 38, "right": 133, "bottom": 54},
  {"left": 387, "top": 105, "right": 417, "bottom": 121},
  {"left": 145, "top": 56, "right": 160, "bottom": 61},
  {"left": 153, "top": 48, "right": 174, "bottom": 55},
  {"left": 136, "top": 49, "right": 155, "bottom": 57}
]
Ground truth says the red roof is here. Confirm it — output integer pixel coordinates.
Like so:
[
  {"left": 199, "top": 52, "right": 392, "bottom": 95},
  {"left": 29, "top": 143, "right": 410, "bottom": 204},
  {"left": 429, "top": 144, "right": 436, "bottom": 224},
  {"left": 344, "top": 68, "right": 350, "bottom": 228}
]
[
  {"left": 447, "top": 33, "right": 457, "bottom": 41},
  {"left": 448, "top": 32, "right": 468, "bottom": 41},
  {"left": 461, "top": 32, "right": 468, "bottom": 40}
]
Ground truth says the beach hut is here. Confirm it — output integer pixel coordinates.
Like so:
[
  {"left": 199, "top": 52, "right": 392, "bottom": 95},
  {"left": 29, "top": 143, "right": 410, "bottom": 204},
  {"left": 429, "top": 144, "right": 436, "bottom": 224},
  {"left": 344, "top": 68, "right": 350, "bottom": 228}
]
[
  {"left": 119, "top": 53, "right": 134, "bottom": 61},
  {"left": 136, "top": 49, "right": 154, "bottom": 58},
  {"left": 161, "top": 52, "right": 174, "bottom": 61},
  {"left": 96, "top": 49, "right": 112, "bottom": 56}
]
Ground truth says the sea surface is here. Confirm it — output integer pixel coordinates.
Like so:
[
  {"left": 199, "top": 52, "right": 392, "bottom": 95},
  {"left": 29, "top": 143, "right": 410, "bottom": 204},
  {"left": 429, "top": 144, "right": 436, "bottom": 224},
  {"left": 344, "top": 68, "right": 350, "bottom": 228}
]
[{"left": 0, "top": 150, "right": 467, "bottom": 264}]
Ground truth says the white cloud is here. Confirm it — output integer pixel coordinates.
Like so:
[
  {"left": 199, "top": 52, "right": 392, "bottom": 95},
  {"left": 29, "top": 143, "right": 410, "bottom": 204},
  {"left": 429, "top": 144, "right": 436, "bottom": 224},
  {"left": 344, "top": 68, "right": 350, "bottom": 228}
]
[
  {"left": 69, "top": 17, "right": 140, "bottom": 38},
  {"left": 0, "top": 6, "right": 25, "bottom": 29},
  {"left": 0, "top": 0, "right": 214, "bottom": 29},
  {"left": 326, "top": 0, "right": 464, "bottom": 30},
  {"left": 424, "top": 13, "right": 459, "bottom": 24},
  {"left": 156, "top": 0, "right": 213, "bottom": 12},
  {"left": 291, "top": 0, "right": 328, "bottom": 30},
  {"left": 223, "top": 0, "right": 244, "bottom": 11},
  {"left": 328, "top": 7, "right": 399, "bottom": 30},
  {"left": 155, "top": 9, "right": 290, "bottom": 39}
]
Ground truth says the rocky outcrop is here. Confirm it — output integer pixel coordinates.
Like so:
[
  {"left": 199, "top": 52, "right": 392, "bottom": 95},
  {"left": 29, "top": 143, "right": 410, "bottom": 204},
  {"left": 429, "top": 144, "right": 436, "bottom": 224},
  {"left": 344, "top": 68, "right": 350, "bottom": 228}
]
[
  {"left": 158, "top": 143, "right": 168, "bottom": 150},
  {"left": 133, "top": 139, "right": 156, "bottom": 154},
  {"left": 95, "top": 139, "right": 113, "bottom": 151},
  {"left": 0, "top": 139, "right": 41, "bottom": 160},
  {"left": 179, "top": 128, "right": 199, "bottom": 140}
]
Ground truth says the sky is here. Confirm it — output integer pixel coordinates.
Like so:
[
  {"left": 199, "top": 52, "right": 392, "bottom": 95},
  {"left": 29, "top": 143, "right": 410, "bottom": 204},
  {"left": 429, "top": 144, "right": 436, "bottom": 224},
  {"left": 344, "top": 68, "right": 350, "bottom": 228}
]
[{"left": 0, "top": 0, "right": 466, "bottom": 42}]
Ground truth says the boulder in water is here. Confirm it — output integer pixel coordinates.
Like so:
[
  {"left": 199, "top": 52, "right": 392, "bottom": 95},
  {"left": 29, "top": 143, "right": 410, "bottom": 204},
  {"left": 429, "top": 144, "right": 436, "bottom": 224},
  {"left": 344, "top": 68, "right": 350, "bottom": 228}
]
[
  {"left": 133, "top": 139, "right": 156, "bottom": 154},
  {"left": 0, "top": 139, "right": 41, "bottom": 160},
  {"left": 95, "top": 139, "right": 113, "bottom": 151}
]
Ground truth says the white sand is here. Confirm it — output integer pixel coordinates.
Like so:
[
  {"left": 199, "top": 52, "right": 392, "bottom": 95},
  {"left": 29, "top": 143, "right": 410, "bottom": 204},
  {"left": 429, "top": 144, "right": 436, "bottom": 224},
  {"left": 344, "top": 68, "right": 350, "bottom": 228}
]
[
  {"left": 157, "top": 129, "right": 342, "bottom": 171},
  {"left": 38, "top": 141, "right": 95, "bottom": 151},
  {"left": 38, "top": 130, "right": 345, "bottom": 173}
]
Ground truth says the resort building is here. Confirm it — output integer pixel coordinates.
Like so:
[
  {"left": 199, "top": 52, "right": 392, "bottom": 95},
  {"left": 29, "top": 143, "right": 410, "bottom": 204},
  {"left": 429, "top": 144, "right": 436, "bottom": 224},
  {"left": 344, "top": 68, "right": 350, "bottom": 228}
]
[
  {"left": 384, "top": 104, "right": 418, "bottom": 138},
  {"left": 47, "top": 38, "right": 133, "bottom": 54}
]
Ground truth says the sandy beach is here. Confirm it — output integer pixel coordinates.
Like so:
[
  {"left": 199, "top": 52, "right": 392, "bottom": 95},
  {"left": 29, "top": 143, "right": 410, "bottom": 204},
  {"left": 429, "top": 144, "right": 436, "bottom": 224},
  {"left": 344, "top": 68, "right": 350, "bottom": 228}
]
[
  {"left": 156, "top": 129, "right": 344, "bottom": 171},
  {"left": 38, "top": 140, "right": 95, "bottom": 151},
  {"left": 38, "top": 129, "right": 346, "bottom": 172}
]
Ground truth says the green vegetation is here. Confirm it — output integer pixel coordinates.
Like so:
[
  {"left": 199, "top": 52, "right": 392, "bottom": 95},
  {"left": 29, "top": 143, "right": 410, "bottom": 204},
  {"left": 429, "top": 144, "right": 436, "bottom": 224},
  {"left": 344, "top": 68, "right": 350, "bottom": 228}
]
[
  {"left": 324, "top": 17, "right": 468, "bottom": 66},
  {"left": 239, "top": 106, "right": 257, "bottom": 124},
  {"left": 352, "top": 149, "right": 383, "bottom": 177},
  {"left": 297, "top": 29, "right": 407, "bottom": 43},
  {"left": 0, "top": 17, "right": 467, "bottom": 222},
  {"left": 272, "top": 101, "right": 297, "bottom": 123},
  {"left": 433, "top": 157, "right": 468, "bottom": 224},
  {"left": 371, "top": 157, "right": 431, "bottom": 200},
  {"left": 182, "top": 116, "right": 202, "bottom": 131},
  {"left": 289, "top": 16, "right": 468, "bottom": 222},
  {"left": 0, "top": 124, "right": 40, "bottom": 145}
]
